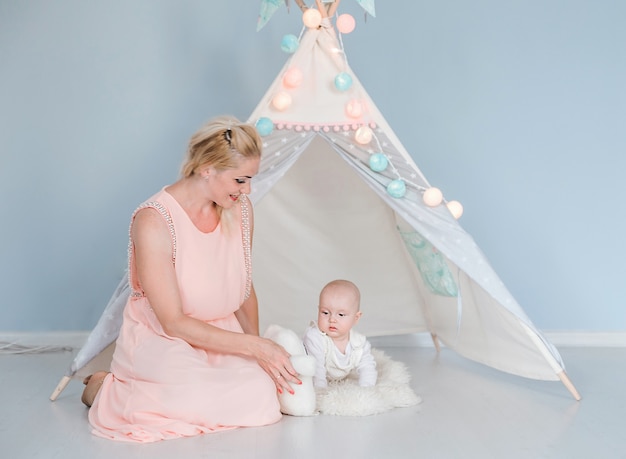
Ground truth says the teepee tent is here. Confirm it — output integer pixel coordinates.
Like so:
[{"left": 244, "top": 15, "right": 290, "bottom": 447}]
[
  {"left": 247, "top": 20, "right": 579, "bottom": 399},
  {"left": 51, "top": 4, "right": 580, "bottom": 402}
]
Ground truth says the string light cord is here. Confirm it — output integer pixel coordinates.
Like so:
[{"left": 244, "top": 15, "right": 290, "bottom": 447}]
[{"left": 0, "top": 341, "right": 74, "bottom": 355}]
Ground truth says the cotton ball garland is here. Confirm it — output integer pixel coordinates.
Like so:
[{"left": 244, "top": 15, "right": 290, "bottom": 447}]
[
  {"left": 303, "top": 8, "right": 322, "bottom": 28},
  {"left": 369, "top": 153, "right": 388, "bottom": 172},
  {"left": 334, "top": 72, "right": 353, "bottom": 91},
  {"left": 336, "top": 14, "right": 356, "bottom": 34},
  {"left": 272, "top": 91, "right": 292, "bottom": 111},
  {"left": 447, "top": 200, "right": 464, "bottom": 219},
  {"left": 387, "top": 179, "right": 407, "bottom": 198},
  {"left": 345, "top": 99, "right": 363, "bottom": 118},
  {"left": 281, "top": 34, "right": 299, "bottom": 53},
  {"left": 354, "top": 126, "right": 373, "bottom": 144},
  {"left": 283, "top": 67, "right": 303, "bottom": 88},
  {"left": 423, "top": 187, "right": 443, "bottom": 207},
  {"left": 255, "top": 117, "right": 274, "bottom": 136}
]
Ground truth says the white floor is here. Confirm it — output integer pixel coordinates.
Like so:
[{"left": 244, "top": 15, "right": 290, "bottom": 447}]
[{"left": 1, "top": 340, "right": 625, "bottom": 459}]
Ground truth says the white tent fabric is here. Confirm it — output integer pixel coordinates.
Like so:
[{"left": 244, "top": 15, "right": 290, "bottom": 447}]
[
  {"left": 249, "top": 24, "right": 570, "bottom": 384},
  {"left": 50, "top": 22, "right": 580, "bottom": 401}
]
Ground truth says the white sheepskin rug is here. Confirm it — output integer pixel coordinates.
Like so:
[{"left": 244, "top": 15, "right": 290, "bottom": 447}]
[{"left": 316, "top": 348, "right": 422, "bottom": 416}]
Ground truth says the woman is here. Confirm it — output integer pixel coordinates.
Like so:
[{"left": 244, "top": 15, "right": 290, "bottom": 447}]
[{"left": 82, "top": 116, "right": 300, "bottom": 442}]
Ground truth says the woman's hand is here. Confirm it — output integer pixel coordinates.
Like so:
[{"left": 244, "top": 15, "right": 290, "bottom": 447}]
[{"left": 251, "top": 337, "right": 302, "bottom": 394}]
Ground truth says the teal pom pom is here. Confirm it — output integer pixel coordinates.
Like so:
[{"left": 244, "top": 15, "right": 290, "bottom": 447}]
[
  {"left": 334, "top": 72, "right": 353, "bottom": 91},
  {"left": 281, "top": 34, "right": 299, "bottom": 53},
  {"left": 369, "top": 153, "right": 388, "bottom": 172},
  {"left": 255, "top": 117, "right": 274, "bottom": 136},
  {"left": 386, "top": 179, "right": 406, "bottom": 198}
]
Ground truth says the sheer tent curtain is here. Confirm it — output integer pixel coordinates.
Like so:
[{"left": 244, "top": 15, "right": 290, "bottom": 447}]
[{"left": 49, "top": 278, "right": 129, "bottom": 401}]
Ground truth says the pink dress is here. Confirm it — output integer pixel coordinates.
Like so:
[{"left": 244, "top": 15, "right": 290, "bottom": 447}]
[{"left": 88, "top": 189, "right": 281, "bottom": 442}]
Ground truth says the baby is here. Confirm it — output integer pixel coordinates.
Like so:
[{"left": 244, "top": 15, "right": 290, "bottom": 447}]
[{"left": 303, "top": 279, "right": 377, "bottom": 388}]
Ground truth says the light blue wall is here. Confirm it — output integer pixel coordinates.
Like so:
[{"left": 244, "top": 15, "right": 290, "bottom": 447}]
[{"left": 1, "top": 1, "right": 624, "bottom": 331}]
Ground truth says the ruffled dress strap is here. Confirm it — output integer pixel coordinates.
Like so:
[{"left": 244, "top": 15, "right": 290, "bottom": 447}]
[
  {"left": 128, "top": 200, "right": 176, "bottom": 298},
  {"left": 240, "top": 194, "right": 252, "bottom": 300}
]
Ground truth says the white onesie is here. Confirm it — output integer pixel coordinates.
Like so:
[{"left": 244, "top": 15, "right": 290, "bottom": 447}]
[{"left": 302, "top": 321, "right": 377, "bottom": 388}]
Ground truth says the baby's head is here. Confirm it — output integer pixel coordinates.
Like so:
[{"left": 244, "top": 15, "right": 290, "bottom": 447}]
[{"left": 317, "top": 280, "right": 361, "bottom": 342}]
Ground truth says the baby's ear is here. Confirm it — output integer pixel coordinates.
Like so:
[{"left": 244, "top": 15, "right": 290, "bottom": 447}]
[{"left": 355, "top": 311, "right": 362, "bottom": 321}]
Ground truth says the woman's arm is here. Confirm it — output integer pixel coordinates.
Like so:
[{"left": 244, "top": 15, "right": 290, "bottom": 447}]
[
  {"left": 234, "top": 284, "right": 259, "bottom": 335},
  {"left": 132, "top": 207, "right": 299, "bottom": 391}
]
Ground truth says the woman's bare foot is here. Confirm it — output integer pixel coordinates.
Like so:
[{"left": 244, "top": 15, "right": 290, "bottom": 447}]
[{"left": 81, "top": 371, "right": 108, "bottom": 407}]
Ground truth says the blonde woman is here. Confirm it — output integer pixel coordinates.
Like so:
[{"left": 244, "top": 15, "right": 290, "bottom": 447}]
[{"left": 83, "top": 116, "right": 300, "bottom": 442}]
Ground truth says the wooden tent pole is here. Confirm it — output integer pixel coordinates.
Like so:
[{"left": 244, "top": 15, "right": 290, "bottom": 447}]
[
  {"left": 314, "top": 0, "right": 328, "bottom": 17},
  {"left": 294, "top": 0, "right": 307, "bottom": 12},
  {"left": 430, "top": 333, "right": 441, "bottom": 353},
  {"left": 50, "top": 375, "right": 71, "bottom": 401},
  {"left": 327, "top": 0, "right": 341, "bottom": 18},
  {"left": 558, "top": 371, "right": 582, "bottom": 401},
  {"left": 518, "top": 321, "right": 582, "bottom": 401}
]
